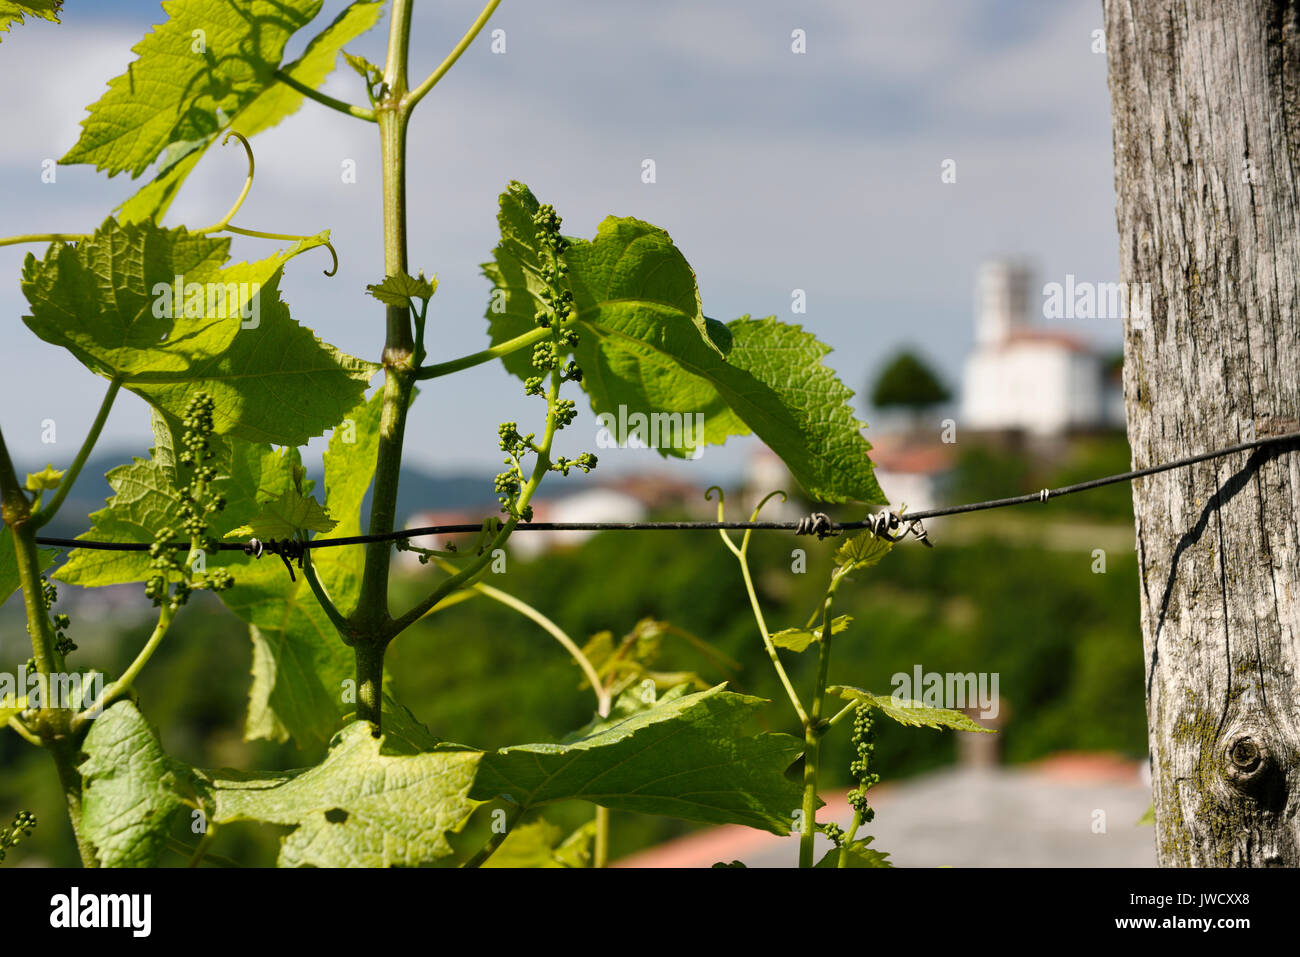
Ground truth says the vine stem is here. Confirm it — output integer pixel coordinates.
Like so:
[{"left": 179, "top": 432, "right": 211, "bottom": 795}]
[
  {"left": 0, "top": 232, "right": 87, "bottom": 249},
  {"left": 75, "top": 602, "right": 175, "bottom": 729},
  {"left": 414, "top": 325, "right": 553, "bottom": 379},
  {"left": 712, "top": 490, "right": 808, "bottom": 727},
  {"left": 0, "top": 427, "right": 58, "bottom": 676},
  {"left": 0, "top": 425, "right": 94, "bottom": 864},
  {"left": 7, "top": 716, "right": 41, "bottom": 747},
  {"left": 301, "top": 549, "right": 353, "bottom": 637},
  {"left": 463, "top": 803, "right": 522, "bottom": 868},
  {"left": 738, "top": 549, "right": 808, "bottom": 727},
  {"left": 346, "top": 0, "right": 419, "bottom": 724},
  {"left": 195, "top": 132, "right": 255, "bottom": 235},
  {"left": 594, "top": 807, "right": 610, "bottom": 869},
  {"left": 354, "top": 640, "right": 385, "bottom": 728},
  {"left": 838, "top": 809, "right": 863, "bottom": 868},
  {"left": 431, "top": 561, "right": 610, "bottom": 716},
  {"left": 50, "top": 738, "right": 98, "bottom": 867},
  {"left": 33, "top": 377, "right": 120, "bottom": 530},
  {"left": 218, "top": 225, "right": 339, "bottom": 276},
  {"left": 405, "top": 0, "right": 503, "bottom": 110},
  {"left": 273, "top": 68, "right": 377, "bottom": 122},
  {"left": 797, "top": 570, "right": 850, "bottom": 867},
  {"left": 826, "top": 700, "right": 857, "bottom": 729}
]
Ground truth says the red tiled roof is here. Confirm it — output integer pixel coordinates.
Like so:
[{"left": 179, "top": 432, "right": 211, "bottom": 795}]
[
  {"left": 999, "top": 329, "right": 1091, "bottom": 353},
  {"left": 866, "top": 435, "right": 956, "bottom": 475},
  {"left": 871, "top": 445, "right": 954, "bottom": 475}
]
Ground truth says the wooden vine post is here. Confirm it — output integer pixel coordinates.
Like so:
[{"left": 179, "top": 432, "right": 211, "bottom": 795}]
[{"left": 1104, "top": 0, "right": 1300, "bottom": 865}]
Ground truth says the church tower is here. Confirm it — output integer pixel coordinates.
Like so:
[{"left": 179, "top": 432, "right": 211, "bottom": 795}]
[{"left": 974, "top": 260, "right": 1033, "bottom": 345}]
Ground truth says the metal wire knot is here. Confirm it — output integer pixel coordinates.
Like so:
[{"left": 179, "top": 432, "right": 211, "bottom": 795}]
[
  {"left": 864, "top": 509, "right": 934, "bottom": 548},
  {"left": 244, "top": 537, "right": 306, "bottom": 581},
  {"left": 795, "top": 512, "right": 839, "bottom": 539}
]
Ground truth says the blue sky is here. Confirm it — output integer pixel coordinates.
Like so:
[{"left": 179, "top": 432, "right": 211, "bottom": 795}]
[{"left": 0, "top": 0, "right": 1120, "bottom": 481}]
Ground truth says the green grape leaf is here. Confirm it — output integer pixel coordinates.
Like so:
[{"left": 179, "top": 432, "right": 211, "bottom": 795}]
[
  {"left": 342, "top": 50, "right": 382, "bottom": 87},
  {"left": 20, "top": 220, "right": 369, "bottom": 446},
  {"left": 225, "top": 487, "right": 336, "bottom": 539},
  {"left": 835, "top": 529, "right": 894, "bottom": 571},
  {"left": 0, "top": 0, "right": 60, "bottom": 42},
  {"left": 484, "top": 818, "right": 596, "bottom": 869},
  {"left": 470, "top": 683, "right": 806, "bottom": 834},
  {"left": 21, "top": 220, "right": 241, "bottom": 374},
  {"left": 79, "top": 701, "right": 200, "bottom": 867},
  {"left": 125, "top": 271, "right": 378, "bottom": 447},
  {"left": 61, "top": 0, "right": 324, "bottom": 177},
  {"left": 828, "top": 685, "right": 995, "bottom": 733},
  {"left": 770, "top": 615, "right": 853, "bottom": 653},
  {"left": 561, "top": 683, "right": 690, "bottom": 743},
  {"left": 815, "top": 836, "right": 893, "bottom": 868},
  {"left": 483, "top": 182, "right": 739, "bottom": 447},
  {"left": 202, "top": 721, "right": 481, "bottom": 867},
  {"left": 24, "top": 464, "right": 63, "bottom": 491},
  {"left": 366, "top": 271, "right": 437, "bottom": 307},
  {"left": 114, "top": 0, "right": 385, "bottom": 223},
  {"left": 484, "top": 183, "right": 883, "bottom": 503},
  {"left": 224, "top": 562, "right": 353, "bottom": 750},
  {"left": 377, "top": 696, "right": 443, "bottom": 754}
]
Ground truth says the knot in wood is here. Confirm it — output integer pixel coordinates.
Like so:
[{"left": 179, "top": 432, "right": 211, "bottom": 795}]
[
  {"left": 1229, "top": 737, "right": 1262, "bottom": 773},
  {"left": 1222, "top": 733, "right": 1271, "bottom": 790}
]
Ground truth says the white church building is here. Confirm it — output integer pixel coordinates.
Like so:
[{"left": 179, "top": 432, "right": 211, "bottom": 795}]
[{"left": 962, "top": 261, "right": 1122, "bottom": 436}]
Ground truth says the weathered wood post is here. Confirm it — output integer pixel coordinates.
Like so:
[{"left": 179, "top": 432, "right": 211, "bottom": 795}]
[{"left": 1104, "top": 0, "right": 1300, "bottom": 865}]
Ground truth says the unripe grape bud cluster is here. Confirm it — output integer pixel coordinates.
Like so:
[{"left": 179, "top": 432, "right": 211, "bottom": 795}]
[
  {"left": 846, "top": 705, "right": 880, "bottom": 822},
  {"left": 0, "top": 810, "right": 36, "bottom": 862},
  {"left": 41, "top": 576, "right": 76, "bottom": 657},
  {"left": 492, "top": 201, "right": 597, "bottom": 518},
  {"left": 144, "top": 392, "right": 234, "bottom": 609}
]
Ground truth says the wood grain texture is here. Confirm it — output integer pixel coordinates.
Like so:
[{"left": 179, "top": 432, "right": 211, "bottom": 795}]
[{"left": 1104, "top": 0, "right": 1300, "bottom": 865}]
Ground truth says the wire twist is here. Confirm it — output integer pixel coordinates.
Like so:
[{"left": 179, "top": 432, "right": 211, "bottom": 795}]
[
  {"left": 243, "top": 537, "right": 305, "bottom": 581},
  {"left": 794, "top": 512, "right": 838, "bottom": 539}
]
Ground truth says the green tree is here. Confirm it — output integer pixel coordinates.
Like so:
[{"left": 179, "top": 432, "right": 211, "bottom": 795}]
[{"left": 869, "top": 350, "right": 951, "bottom": 416}]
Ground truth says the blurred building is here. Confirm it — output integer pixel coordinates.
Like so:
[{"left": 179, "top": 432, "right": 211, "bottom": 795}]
[
  {"left": 867, "top": 435, "right": 954, "bottom": 512},
  {"left": 962, "top": 261, "right": 1123, "bottom": 436}
]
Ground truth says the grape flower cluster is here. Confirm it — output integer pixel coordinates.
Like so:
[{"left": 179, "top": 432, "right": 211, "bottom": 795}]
[
  {"left": 0, "top": 810, "right": 36, "bottom": 863},
  {"left": 42, "top": 576, "right": 75, "bottom": 657},
  {"left": 846, "top": 705, "right": 881, "bottom": 824},
  {"left": 494, "top": 202, "right": 597, "bottom": 518},
  {"left": 144, "top": 392, "right": 234, "bottom": 609}
]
